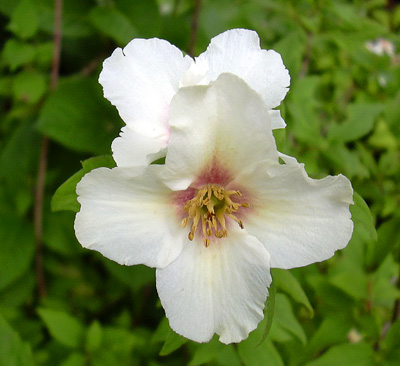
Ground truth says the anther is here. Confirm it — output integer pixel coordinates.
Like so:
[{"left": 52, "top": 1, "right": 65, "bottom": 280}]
[{"left": 181, "top": 184, "right": 249, "bottom": 247}]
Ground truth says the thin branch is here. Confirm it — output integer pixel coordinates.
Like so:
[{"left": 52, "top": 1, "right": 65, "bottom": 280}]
[
  {"left": 299, "top": 32, "right": 312, "bottom": 78},
  {"left": 392, "top": 265, "right": 400, "bottom": 322},
  {"left": 34, "top": 0, "right": 63, "bottom": 299},
  {"left": 188, "top": 0, "right": 202, "bottom": 57},
  {"left": 34, "top": 138, "right": 49, "bottom": 298}
]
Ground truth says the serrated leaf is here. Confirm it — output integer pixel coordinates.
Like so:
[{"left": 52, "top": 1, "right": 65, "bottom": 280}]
[
  {"left": 0, "top": 314, "right": 34, "bottom": 366},
  {"left": 37, "top": 308, "right": 85, "bottom": 349},
  {"left": 37, "top": 77, "right": 121, "bottom": 154},
  {"left": 272, "top": 268, "right": 313, "bottom": 316},
  {"left": 51, "top": 155, "right": 116, "bottom": 212}
]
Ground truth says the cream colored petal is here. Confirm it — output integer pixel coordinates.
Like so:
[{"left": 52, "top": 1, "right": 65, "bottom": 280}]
[
  {"left": 156, "top": 228, "right": 271, "bottom": 343},
  {"left": 234, "top": 159, "right": 354, "bottom": 269},
  {"left": 99, "top": 38, "right": 193, "bottom": 138},
  {"left": 75, "top": 166, "right": 186, "bottom": 268},
  {"left": 162, "top": 73, "right": 279, "bottom": 191}
]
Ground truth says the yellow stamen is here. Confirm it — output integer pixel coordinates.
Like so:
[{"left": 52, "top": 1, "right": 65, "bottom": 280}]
[{"left": 182, "top": 184, "right": 249, "bottom": 247}]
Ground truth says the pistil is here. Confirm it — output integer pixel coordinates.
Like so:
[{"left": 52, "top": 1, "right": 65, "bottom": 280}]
[{"left": 182, "top": 184, "right": 249, "bottom": 247}]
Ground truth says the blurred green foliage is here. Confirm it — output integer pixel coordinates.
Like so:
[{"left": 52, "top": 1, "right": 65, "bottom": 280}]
[{"left": 1, "top": 0, "right": 400, "bottom": 365}]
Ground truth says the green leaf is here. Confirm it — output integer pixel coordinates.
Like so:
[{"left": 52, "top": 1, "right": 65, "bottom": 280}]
[
  {"left": 37, "top": 77, "right": 121, "bottom": 154},
  {"left": 37, "top": 308, "right": 85, "bottom": 349},
  {"left": 328, "top": 103, "right": 383, "bottom": 143},
  {"left": 60, "top": 353, "right": 86, "bottom": 366},
  {"left": 351, "top": 192, "right": 377, "bottom": 242},
  {"left": 89, "top": 6, "right": 136, "bottom": 45},
  {"left": 257, "top": 280, "right": 276, "bottom": 346},
  {"left": 0, "top": 314, "right": 34, "bottom": 366},
  {"left": 189, "top": 337, "right": 225, "bottom": 366},
  {"left": 384, "top": 319, "right": 400, "bottom": 358},
  {"left": 13, "top": 70, "right": 47, "bottom": 104},
  {"left": 238, "top": 321, "right": 283, "bottom": 366},
  {"left": 43, "top": 212, "right": 80, "bottom": 256},
  {"left": 368, "top": 119, "right": 398, "bottom": 150},
  {"left": 373, "top": 217, "right": 400, "bottom": 267},
  {"left": 7, "top": 0, "right": 38, "bottom": 39},
  {"left": 273, "top": 30, "right": 306, "bottom": 78},
  {"left": 0, "top": 214, "right": 35, "bottom": 290},
  {"left": 104, "top": 261, "right": 154, "bottom": 292},
  {"left": 51, "top": 155, "right": 116, "bottom": 212},
  {"left": 286, "top": 77, "right": 322, "bottom": 145},
  {"left": 270, "top": 293, "right": 307, "bottom": 345},
  {"left": 159, "top": 327, "right": 188, "bottom": 356},
  {"left": 86, "top": 321, "right": 103, "bottom": 353},
  {"left": 306, "top": 342, "right": 375, "bottom": 366},
  {"left": 0, "top": 121, "right": 41, "bottom": 196},
  {"left": 1, "top": 39, "right": 35, "bottom": 71},
  {"left": 0, "top": 271, "right": 35, "bottom": 308},
  {"left": 329, "top": 259, "right": 368, "bottom": 300},
  {"left": 301, "top": 314, "right": 352, "bottom": 364},
  {"left": 272, "top": 268, "right": 313, "bottom": 316}
]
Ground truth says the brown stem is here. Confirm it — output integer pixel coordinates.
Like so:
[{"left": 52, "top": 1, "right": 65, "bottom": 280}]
[
  {"left": 392, "top": 265, "right": 400, "bottom": 322},
  {"left": 299, "top": 32, "right": 312, "bottom": 78},
  {"left": 188, "top": 0, "right": 202, "bottom": 57},
  {"left": 34, "top": 137, "right": 49, "bottom": 298},
  {"left": 34, "top": 0, "right": 63, "bottom": 299}
]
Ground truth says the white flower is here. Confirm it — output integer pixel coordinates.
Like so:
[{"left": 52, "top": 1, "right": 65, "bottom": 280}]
[
  {"left": 365, "top": 38, "right": 395, "bottom": 57},
  {"left": 99, "top": 29, "right": 290, "bottom": 167},
  {"left": 75, "top": 74, "right": 353, "bottom": 344}
]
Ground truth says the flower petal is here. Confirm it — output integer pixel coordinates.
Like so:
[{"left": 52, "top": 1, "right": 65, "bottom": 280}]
[
  {"left": 99, "top": 38, "right": 193, "bottom": 138},
  {"left": 162, "top": 73, "right": 279, "bottom": 190},
  {"left": 190, "top": 29, "right": 290, "bottom": 110},
  {"left": 156, "top": 228, "right": 271, "bottom": 344},
  {"left": 112, "top": 126, "right": 167, "bottom": 167},
  {"left": 74, "top": 166, "right": 186, "bottom": 268},
  {"left": 268, "top": 110, "right": 286, "bottom": 129},
  {"left": 234, "top": 159, "right": 354, "bottom": 269}
]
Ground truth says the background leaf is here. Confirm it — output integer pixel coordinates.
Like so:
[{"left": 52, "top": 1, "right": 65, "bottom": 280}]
[{"left": 37, "top": 308, "right": 85, "bottom": 349}]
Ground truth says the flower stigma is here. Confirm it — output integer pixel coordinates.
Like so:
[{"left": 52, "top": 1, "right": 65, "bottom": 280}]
[{"left": 181, "top": 184, "right": 250, "bottom": 247}]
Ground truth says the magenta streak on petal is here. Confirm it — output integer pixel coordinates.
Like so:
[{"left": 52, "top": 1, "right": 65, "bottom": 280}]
[
  {"left": 171, "top": 158, "right": 254, "bottom": 244},
  {"left": 192, "top": 157, "right": 234, "bottom": 189}
]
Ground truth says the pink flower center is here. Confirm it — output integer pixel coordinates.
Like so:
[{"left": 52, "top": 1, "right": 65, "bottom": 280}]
[{"left": 181, "top": 184, "right": 250, "bottom": 247}]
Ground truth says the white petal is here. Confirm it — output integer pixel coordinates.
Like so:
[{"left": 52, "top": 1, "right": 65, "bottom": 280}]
[
  {"left": 269, "top": 110, "right": 286, "bottom": 129},
  {"left": 112, "top": 126, "right": 167, "bottom": 167},
  {"left": 162, "top": 73, "right": 279, "bottom": 190},
  {"left": 74, "top": 166, "right": 186, "bottom": 268},
  {"left": 194, "top": 29, "right": 290, "bottom": 110},
  {"left": 156, "top": 228, "right": 271, "bottom": 344},
  {"left": 99, "top": 38, "right": 193, "bottom": 138},
  {"left": 234, "top": 160, "right": 354, "bottom": 269}
]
